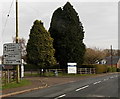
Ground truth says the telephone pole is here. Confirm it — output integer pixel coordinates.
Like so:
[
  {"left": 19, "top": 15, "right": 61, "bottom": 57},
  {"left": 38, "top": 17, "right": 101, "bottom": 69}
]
[
  {"left": 110, "top": 45, "right": 113, "bottom": 69},
  {"left": 16, "top": 0, "right": 20, "bottom": 83}
]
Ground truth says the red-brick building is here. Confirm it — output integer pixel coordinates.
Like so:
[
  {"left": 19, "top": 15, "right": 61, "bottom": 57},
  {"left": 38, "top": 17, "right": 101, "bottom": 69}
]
[{"left": 100, "top": 56, "right": 120, "bottom": 68}]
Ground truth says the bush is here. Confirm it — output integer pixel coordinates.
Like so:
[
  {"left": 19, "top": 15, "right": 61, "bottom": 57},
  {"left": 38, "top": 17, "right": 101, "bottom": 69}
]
[
  {"left": 112, "top": 67, "right": 117, "bottom": 72},
  {"left": 24, "top": 64, "right": 60, "bottom": 71},
  {"left": 107, "top": 66, "right": 117, "bottom": 72},
  {"left": 44, "top": 72, "right": 55, "bottom": 77}
]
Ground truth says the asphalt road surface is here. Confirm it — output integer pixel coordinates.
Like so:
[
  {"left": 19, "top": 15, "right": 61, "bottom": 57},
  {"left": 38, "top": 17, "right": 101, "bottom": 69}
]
[{"left": 3, "top": 73, "right": 120, "bottom": 99}]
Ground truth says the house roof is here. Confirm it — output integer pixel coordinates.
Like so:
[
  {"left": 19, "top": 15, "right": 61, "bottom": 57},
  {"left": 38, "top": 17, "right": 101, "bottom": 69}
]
[{"left": 105, "top": 56, "right": 120, "bottom": 65}]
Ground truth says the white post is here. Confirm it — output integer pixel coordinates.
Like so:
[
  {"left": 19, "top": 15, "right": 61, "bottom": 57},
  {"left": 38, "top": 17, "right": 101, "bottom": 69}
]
[
  {"left": 21, "top": 59, "right": 24, "bottom": 78},
  {"left": 7, "top": 69, "right": 10, "bottom": 83}
]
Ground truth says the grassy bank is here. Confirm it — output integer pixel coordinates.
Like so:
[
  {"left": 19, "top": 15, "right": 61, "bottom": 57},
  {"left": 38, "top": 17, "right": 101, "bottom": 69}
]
[
  {"left": 2, "top": 79, "right": 31, "bottom": 90},
  {"left": 58, "top": 73, "right": 96, "bottom": 77},
  {"left": 25, "top": 71, "right": 97, "bottom": 77}
]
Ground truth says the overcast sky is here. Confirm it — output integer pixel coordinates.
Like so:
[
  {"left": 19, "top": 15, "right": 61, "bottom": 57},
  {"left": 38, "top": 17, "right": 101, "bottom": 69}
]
[{"left": 0, "top": 0, "right": 118, "bottom": 56}]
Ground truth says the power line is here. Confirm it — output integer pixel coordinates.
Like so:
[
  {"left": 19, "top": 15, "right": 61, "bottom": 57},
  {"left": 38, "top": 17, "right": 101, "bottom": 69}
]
[{"left": 2, "top": 0, "right": 14, "bottom": 34}]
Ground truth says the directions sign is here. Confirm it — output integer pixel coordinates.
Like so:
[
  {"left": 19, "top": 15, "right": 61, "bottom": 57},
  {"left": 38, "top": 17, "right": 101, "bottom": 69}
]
[
  {"left": 3, "top": 43, "right": 21, "bottom": 65},
  {"left": 67, "top": 63, "right": 77, "bottom": 74}
]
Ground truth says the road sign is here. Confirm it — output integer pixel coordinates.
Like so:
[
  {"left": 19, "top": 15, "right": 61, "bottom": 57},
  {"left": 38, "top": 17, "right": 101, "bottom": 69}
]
[
  {"left": 3, "top": 65, "right": 14, "bottom": 69},
  {"left": 3, "top": 43, "right": 21, "bottom": 65},
  {"left": 67, "top": 63, "right": 77, "bottom": 74}
]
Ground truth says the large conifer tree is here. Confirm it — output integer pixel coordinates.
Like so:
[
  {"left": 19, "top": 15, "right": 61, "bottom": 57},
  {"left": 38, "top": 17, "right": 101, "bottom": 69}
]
[
  {"left": 26, "top": 20, "right": 56, "bottom": 69},
  {"left": 49, "top": 2, "right": 86, "bottom": 68}
]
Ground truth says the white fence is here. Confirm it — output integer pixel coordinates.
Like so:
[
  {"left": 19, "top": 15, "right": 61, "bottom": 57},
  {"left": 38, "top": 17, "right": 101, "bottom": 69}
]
[
  {"left": 77, "top": 68, "right": 96, "bottom": 74},
  {"left": 25, "top": 68, "right": 96, "bottom": 75}
]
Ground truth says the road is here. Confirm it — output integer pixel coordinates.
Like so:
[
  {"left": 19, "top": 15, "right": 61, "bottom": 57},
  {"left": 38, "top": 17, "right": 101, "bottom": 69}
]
[{"left": 3, "top": 73, "right": 120, "bottom": 99}]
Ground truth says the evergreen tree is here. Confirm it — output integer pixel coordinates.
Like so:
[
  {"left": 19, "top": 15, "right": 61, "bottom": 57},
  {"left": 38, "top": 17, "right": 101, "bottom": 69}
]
[
  {"left": 26, "top": 20, "right": 56, "bottom": 69},
  {"left": 49, "top": 2, "right": 86, "bottom": 68}
]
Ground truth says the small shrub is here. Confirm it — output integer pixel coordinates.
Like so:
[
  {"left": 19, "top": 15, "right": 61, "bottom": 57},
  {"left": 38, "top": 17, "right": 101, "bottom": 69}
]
[
  {"left": 44, "top": 72, "right": 55, "bottom": 77},
  {"left": 107, "top": 66, "right": 117, "bottom": 72}
]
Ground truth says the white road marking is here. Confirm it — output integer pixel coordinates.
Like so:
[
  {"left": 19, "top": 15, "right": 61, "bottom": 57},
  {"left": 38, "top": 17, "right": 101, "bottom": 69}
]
[
  {"left": 110, "top": 76, "right": 114, "bottom": 79},
  {"left": 76, "top": 85, "right": 89, "bottom": 92},
  {"left": 103, "top": 78, "right": 109, "bottom": 81},
  {"left": 54, "top": 94, "right": 66, "bottom": 99},
  {"left": 91, "top": 95, "right": 107, "bottom": 97},
  {"left": 103, "top": 79, "right": 107, "bottom": 81},
  {"left": 93, "top": 81, "right": 101, "bottom": 85}
]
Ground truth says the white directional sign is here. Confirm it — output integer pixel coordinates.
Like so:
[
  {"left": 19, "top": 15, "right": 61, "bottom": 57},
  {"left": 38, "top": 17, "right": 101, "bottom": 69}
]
[
  {"left": 67, "top": 63, "right": 77, "bottom": 74},
  {"left": 3, "top": 43, "right": 21, "bottom": 65}
]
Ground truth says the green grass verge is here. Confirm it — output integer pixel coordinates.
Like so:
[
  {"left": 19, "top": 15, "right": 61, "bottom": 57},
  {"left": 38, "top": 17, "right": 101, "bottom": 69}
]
[
  {"left": 25, "top": 72, "right": 96, "bottom": 77},
  {"left": 58, "top": 73, "right": 96, "bottom": 77},
  {"left": 2, "top": 79, "right": 31, "bottom": 90}
]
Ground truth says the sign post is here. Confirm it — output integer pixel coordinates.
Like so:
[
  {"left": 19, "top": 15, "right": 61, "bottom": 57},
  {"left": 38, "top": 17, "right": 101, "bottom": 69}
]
[
  {"left": 67, "top": 63, "right": 77, "bottom": 74},
  {"left": 21, "top": 59, "right": 24, "bottom": 78}
]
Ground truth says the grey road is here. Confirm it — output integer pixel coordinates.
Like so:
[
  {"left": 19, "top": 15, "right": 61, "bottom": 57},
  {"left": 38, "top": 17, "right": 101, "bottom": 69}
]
[{"left": 3, "top": 73, "right": 120, "bottom": 99}]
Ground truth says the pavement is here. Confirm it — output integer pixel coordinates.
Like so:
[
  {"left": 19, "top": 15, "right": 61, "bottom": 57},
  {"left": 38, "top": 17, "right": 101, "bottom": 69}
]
[{"left": 1, "top": 73, "right": 119, "bottom": 98}]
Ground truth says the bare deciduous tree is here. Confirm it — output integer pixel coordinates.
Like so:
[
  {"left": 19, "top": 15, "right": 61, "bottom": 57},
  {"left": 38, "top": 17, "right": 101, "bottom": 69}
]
[
  {"left": 84, "top": 47, "right": 106, "bottom": 64},
  {"left": 12, "top": 37, "right": 27, "bottom": 61}
]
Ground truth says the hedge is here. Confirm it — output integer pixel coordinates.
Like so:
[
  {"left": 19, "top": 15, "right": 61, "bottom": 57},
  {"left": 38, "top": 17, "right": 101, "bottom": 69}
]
[{"left": 24, "top": 64, "right": 60, "bottom": 70}]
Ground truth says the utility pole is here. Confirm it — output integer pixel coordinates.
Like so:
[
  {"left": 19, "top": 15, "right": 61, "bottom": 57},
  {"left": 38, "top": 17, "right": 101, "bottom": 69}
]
[
  {"left": 118, "top": 49, "right": 120, "bottom": 57},
  {"left": 16, "top": 0, "right": 20, "bottom": 83},
  {"left": 110, "top": 45, "right": 113, "bottom": 70},
  {"left": 117, "top": 49, "right": 120, "bottom": 68}
]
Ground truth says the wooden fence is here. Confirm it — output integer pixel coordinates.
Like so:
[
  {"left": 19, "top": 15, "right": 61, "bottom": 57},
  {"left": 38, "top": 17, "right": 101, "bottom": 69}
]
[
  {"left": 77, "top": 68, "right": 96, "bottom": 74},
  {"left": 24, "top": 69, "right": 66, "bottom": 76},
  {"left": 25, "top": 68, "right": 96, "bottom": 75},
  {"left": 2, "top": 70, "right": 16, "bottom": 85}
]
